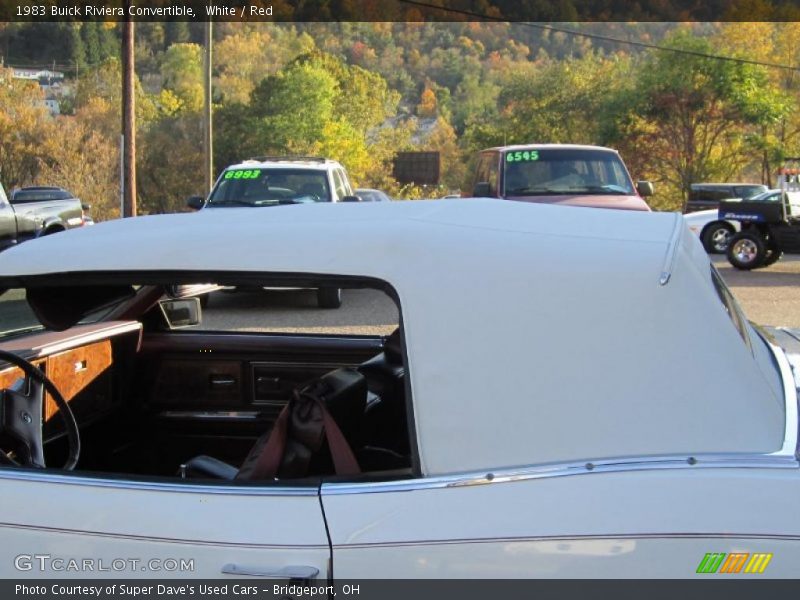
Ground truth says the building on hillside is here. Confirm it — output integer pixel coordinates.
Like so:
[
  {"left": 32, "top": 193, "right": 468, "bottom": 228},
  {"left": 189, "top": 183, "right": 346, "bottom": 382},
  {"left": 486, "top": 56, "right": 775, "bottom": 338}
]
[{"left": 11, "top": 68, "right": 67, "bottom": 115}]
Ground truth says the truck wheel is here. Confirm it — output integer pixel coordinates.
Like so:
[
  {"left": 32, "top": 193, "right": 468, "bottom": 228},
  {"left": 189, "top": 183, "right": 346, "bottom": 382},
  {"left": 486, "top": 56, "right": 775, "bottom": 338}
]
[
  {"left": 761, "top": 247, "right": 783, "bottom": 268},
  {"left": 701, "top": 222, "right": 734, "bottom": 254},
  {"left": 317, "top": 287, "right": 342, "bottom": 309},
  {"left": 726, "top": 232, "right": 767, "bottom": 270}
]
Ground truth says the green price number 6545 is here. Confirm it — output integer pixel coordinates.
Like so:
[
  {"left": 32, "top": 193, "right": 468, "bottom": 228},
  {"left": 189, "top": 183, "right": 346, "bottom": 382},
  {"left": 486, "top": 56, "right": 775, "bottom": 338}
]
[{"left": 506, "top": 151, "right": 539, "bottom": 163}]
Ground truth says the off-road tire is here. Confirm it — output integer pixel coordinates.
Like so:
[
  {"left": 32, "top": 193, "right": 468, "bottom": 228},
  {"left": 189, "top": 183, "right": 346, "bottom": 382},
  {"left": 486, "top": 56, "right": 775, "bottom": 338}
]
[{"left": 726, "top": 231, "right": 767, "bottom": 271}]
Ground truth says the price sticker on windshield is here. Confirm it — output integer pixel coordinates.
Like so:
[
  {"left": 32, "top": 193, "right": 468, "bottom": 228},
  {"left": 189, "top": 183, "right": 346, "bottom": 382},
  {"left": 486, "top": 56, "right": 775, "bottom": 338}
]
[
  {"left": 223, "top": 169, "right": 262, "bottom": 180},
  {"left": 506, "top": 151, "right": 539, "bottom": 163}
]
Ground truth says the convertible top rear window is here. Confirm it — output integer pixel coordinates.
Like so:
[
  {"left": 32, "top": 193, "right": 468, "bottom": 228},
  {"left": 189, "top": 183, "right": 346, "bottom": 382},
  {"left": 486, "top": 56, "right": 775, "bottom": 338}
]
[
  {"left": 0, "top": 276, "right": 416, "bottom": 486},
  {"left": 711, "top": 265, "right": 751, "bottom": 351}
]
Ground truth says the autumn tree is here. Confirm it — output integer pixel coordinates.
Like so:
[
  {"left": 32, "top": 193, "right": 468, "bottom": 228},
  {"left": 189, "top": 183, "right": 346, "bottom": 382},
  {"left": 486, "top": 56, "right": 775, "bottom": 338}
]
[
  {"left": 715, "top": 23, "right": 798, "bottom": 185},
  {"left": 0, "top": 70, "right": 54, "bottom": 187},
  {"left": 34, "top": 112, "right": 120, "bottom": 221},
  {"left": 613, "top": 30, "right": 788, "bottom": 209},
  {"left": 416, "top": 85, "right": 437, "bottom": 117},
  {"left": 73, "top": 58, "right": 158, "bottom": 137},
  {"left": 420, "top": 117, "right": 464, "bottom": 189}
]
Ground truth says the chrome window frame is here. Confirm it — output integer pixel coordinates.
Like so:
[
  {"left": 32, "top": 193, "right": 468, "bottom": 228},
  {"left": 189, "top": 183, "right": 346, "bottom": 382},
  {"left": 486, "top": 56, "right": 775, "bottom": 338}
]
[
  {"left": 0, "top": 469, "right": 317, "bottom": 496},
  {"left": 1, "top": 318, "right": 795, "bottom": 498},
  {"left": 324, "top": 337, "right": 799, "bottom": 496}
]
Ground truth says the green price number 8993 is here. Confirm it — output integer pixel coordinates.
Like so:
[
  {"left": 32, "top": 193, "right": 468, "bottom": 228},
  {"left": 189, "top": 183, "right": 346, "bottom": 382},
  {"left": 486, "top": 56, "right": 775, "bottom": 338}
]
[{"left": 224, "top": 169, "right": 262, "bottom": 180}]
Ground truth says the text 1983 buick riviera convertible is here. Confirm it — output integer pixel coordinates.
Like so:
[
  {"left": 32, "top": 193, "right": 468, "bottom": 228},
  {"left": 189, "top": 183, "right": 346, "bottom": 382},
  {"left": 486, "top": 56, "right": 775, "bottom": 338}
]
[{"left": 0, "top": 199, "right": 797, "bottom": 579}]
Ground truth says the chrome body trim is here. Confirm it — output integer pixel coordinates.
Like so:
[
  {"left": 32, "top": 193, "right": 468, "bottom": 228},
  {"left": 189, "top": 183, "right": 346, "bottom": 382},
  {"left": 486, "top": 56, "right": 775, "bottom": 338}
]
[
  {"left": 0, "top": 469, "right": 316, "bottom": 496},
  {"left": 658, "top": 212, "right": 683, "bottom": 286},
  {"left": 764, "top": 337, "right": 799, "bottom": 458},
  {"left": 0, "top": 522, "right": 328, "bottom": 549},
  {"left": 37, "top": 322, "right": 142, "bottom": 357},
  {"left": 0, "top": 321, "right": 141, "bottom": 364},
  {"left": 325, "top": 335, "right": 799, "bottom": 496},
  {"left": 323, "top": 454, "right": 798, "bottom": 495},
  {"left": 335, "top": 532, "right": 800, "bottom": 549},
  {"left": 158, "top": 410, "right": 263, "bottom": 421},
  {"left": 221, "top": 563, "right": 319, "bottom": 579}
]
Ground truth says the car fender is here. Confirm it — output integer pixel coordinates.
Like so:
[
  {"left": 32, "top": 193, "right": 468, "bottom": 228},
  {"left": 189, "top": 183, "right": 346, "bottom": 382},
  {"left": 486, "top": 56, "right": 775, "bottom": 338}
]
[
  {"left": 38, "top": 216, "right": 67, "bottom": 236},
  {"left": 700, "top": 219, "right": 740, "bottom": 236}
]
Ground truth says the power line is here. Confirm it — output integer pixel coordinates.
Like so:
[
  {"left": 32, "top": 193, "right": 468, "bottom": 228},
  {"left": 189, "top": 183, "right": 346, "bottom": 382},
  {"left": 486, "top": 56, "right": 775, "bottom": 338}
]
[{"left": 396, "top": 0, "right": 800, "bottom": 73}]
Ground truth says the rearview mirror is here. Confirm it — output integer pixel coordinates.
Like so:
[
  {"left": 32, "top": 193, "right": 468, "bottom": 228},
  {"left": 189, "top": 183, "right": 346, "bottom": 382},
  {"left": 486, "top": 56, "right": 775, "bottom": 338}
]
[
  {"left": 472, "top": 182, "right": 491, "bottom": 197},
  {"left": 341, "top": 195, "right": 362, "bottom": 202},
  {"left": 159, "top": 298, "right": 201, "bottom": 329},
  {"left": 187, "top": 196, "right": 205, "bottom": 210},
  {"left": 637, "top": 181, "right": 654, "bottom": 197}
]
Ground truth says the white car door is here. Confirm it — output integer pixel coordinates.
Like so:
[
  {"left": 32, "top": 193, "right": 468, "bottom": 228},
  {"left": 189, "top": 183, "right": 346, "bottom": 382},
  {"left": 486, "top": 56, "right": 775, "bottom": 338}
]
[
  {"left": 0, "top": 471, "right": 329, "bottom": 579},
  {"left": 321, "top": 469, "right": 799, "bottom": 578}
]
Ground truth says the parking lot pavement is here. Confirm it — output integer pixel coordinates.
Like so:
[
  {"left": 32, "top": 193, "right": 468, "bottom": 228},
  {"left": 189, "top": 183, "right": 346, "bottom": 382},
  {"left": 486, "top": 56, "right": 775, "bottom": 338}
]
[
  {"left": 712, "top": 254, "right": 800, "bottom": 328},
  {"left": 201, "top": 288, "right": 400, "bottom": 335}
]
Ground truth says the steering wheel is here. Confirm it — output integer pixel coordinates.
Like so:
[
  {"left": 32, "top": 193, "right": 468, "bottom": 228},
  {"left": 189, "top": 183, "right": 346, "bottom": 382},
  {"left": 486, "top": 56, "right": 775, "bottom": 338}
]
[{"left": 0, "top": 350, "right": 80, "bottom": 470}]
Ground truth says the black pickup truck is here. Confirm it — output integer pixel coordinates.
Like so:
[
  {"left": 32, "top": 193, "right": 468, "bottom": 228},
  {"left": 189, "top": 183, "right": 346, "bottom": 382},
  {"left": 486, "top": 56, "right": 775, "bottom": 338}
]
[{"left": 0, "top": 185, "right": 88, "bottom": 251}]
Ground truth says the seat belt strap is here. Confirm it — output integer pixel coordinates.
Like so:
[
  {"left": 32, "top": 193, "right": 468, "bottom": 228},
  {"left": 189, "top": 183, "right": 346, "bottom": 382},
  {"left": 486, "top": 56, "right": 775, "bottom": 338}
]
[
  {"left": 240, "top": 401, "right": 291, "bottom": 480},
  {"left": 316, "top": 397, "right": 361, "bottom": 476}
]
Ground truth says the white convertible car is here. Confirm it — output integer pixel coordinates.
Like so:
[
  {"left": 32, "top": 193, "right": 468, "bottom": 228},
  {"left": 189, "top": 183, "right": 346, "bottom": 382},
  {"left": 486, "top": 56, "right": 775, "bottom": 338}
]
[{"left": 0, "top": 199, "right": 797, "bottom": 579}]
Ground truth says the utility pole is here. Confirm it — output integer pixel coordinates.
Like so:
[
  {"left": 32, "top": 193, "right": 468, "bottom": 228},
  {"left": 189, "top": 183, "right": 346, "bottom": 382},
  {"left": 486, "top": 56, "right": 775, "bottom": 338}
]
[
  {"left": 203, "top": 18, "right": 213, "bottom": 195},
  {"left": 121, "top": 15, "right": 137, "bottom": 217}
]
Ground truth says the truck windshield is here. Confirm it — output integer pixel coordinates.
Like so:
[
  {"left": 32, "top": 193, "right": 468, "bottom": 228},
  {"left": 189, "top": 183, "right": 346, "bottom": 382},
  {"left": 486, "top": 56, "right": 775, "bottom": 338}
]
[
  {"left": 503, "top": 149, "right": 635, "bottom": 196},
  {"left": 11, "top": 189, "right": 73, "bottom": 203},
  {"left": 208, "top": 168, "right": 331, "bottom": 207}
]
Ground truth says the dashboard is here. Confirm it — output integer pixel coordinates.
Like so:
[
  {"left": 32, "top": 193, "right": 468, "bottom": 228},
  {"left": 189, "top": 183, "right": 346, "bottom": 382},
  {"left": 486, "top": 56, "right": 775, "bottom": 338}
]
[{"left": 0, "top": 321, "right": 142, "bottom": 438}]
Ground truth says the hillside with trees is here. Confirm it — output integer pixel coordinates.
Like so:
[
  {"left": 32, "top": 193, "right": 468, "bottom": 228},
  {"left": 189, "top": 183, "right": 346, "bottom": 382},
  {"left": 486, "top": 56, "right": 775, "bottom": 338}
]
[{"left": 0, "top": 21, "right": 798, "bottom": 217}]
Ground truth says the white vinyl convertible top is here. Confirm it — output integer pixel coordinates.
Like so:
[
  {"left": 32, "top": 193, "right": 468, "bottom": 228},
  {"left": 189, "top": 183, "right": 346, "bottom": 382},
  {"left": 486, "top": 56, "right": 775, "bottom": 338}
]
[{"left": 0, "top": 199, "right": 786, "bottom": 475}]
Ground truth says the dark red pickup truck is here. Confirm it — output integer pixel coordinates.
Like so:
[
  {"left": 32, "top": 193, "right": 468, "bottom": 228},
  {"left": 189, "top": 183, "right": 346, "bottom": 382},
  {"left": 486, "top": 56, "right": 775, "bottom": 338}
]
[{"left": 467, "top": 144, "right": 652, "bottom": 211}]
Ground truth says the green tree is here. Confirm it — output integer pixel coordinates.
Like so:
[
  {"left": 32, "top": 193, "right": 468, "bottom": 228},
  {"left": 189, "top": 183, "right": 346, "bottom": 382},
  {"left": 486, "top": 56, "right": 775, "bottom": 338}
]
[
  {"left": 81, "top": 22, "right": 100, "bottom": 66},
  {"left": 165, "top": 22, "right": 191, "bottom": 48},
  {"left": 139, "top": 114, "right": 204, "bottom": 214},
  {"left": 216, "top": 51, "right": 398, "bottom": 181},
  {"left": 214, "top": 102, "right": 261, "bottom": 172},
  {"left": 292, "top": 51, "right": 400, "bottom": 135},
  {"left": 252, "top": 62, "right": 338, "bottom": 149},
  {"left": 160, "top": 43, "right": 204, "bottom": 113}
]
